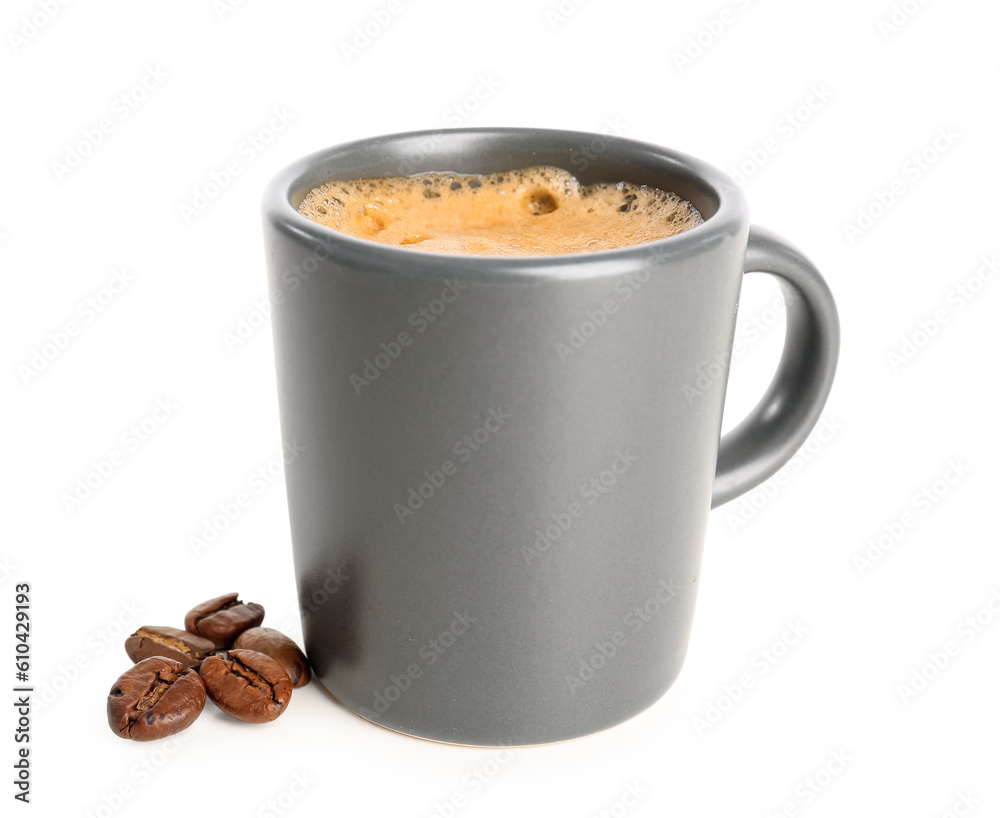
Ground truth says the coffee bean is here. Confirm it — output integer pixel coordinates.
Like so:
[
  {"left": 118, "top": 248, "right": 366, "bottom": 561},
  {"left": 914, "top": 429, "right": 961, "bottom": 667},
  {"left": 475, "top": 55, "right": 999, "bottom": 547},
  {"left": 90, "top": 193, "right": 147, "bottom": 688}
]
[
  {"left": 184, "top": 593, "right": 265, "bottom": 649},
  {"left": 232, "top": 627, "right": 311, "bottom": 687},
  {"left": 125, "top": 626, "right": 215, "bottom": 668},
  {"left": 107, "top": 656, "right": 206, "bottom": 741},
  {"left": 199, "top": 649, "right": 292, "bottom": 723}
]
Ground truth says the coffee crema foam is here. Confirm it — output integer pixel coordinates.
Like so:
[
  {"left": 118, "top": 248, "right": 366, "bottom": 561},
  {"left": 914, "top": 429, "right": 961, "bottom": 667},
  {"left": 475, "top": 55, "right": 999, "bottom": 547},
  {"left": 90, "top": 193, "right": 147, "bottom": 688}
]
[{"left": 296, "top": 166, "right": 703, "bottom": 256}]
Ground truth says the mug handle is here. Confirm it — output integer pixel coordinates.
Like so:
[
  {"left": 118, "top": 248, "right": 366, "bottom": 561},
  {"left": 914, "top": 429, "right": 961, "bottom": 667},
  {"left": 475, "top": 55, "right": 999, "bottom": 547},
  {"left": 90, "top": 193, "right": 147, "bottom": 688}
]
[{"left": 712, "top": 225, "right": 840, "bottom": 508}]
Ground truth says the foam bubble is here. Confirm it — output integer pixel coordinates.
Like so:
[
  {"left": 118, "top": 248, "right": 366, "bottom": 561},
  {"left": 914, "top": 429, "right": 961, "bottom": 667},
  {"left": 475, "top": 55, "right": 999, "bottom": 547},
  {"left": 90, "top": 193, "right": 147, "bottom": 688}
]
[{"left": 297, "top": 166, "right": 703, "bottom": 256}]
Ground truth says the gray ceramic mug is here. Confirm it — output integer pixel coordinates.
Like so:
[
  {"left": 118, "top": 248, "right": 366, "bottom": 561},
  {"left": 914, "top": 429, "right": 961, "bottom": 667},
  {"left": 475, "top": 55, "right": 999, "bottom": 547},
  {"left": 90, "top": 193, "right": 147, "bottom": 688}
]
[{"left": 261, "top": 127, "right": 839, "bottom": 746}]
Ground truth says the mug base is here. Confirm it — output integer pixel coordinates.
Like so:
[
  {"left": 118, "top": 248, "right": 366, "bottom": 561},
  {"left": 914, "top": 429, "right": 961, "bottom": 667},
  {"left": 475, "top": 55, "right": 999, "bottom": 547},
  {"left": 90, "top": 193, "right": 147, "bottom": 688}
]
[{"left": 311, "top": 673, "right": 677, "bottom": 748}]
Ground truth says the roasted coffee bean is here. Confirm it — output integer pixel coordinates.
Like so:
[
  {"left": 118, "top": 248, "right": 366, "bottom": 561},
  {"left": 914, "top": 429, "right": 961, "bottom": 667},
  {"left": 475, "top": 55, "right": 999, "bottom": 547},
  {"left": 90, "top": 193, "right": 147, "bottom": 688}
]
[
  {"left": 184, "top": 593, "right": 265, "bottom": 649},
  {"left": 125, "top": 626, "right": 215, "bottom": 668},
  {"left": 107, "top": 656, "right": 206, "bottom": 741},
  {"left": 232, "top": 627, "right": 311, "bottom": 687},
  {"left": 199, "top": 649, "right": 292, "bottom": 723}
]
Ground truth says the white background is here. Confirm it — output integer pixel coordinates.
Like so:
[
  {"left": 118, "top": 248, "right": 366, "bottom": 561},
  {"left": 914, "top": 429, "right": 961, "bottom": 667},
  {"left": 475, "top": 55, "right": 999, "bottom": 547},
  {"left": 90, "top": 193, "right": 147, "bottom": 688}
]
[{"left": 4, "top": 0, "right": 999, "bottom": 815}]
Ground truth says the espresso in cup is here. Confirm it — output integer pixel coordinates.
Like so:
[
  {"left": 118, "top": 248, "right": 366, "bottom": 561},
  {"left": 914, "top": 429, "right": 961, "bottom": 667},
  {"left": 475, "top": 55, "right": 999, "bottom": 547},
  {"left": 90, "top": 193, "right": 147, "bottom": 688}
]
[{"left": 296, "top": 166, "right": 703, "bottom": 256}]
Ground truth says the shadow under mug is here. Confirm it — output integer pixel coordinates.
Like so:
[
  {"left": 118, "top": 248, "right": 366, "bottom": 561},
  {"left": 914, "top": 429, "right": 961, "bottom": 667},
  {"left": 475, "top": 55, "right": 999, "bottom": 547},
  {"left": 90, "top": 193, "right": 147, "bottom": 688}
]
[{"left": 261, "top": 127, "right": 839, "bottom": 746}]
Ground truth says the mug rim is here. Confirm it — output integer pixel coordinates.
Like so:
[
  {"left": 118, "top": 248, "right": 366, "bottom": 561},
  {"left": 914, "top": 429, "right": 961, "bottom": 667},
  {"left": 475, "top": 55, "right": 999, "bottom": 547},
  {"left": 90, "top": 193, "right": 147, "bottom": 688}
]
[{"left": 262, "top": 127, "right": 749, "bottom": 282}]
